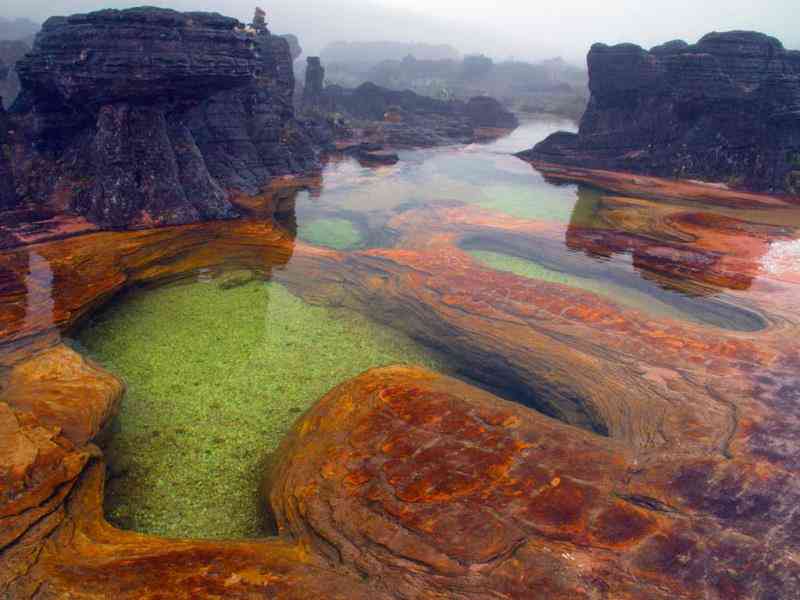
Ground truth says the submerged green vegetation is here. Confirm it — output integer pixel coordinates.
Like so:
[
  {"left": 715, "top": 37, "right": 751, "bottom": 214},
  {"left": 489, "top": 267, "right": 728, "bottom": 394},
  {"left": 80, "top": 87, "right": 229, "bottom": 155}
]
[
  {"left": 76, "top": 278, "right": 442, "bottom": 540},
  {"left": 466, "top": 249, "right": 718, "bottom": 324},
  {"left": 470, "top": 184, "right": 582, "bottom": 222},
  {"left": 298, "top": 217, "right": 363, "bottom": 249}
]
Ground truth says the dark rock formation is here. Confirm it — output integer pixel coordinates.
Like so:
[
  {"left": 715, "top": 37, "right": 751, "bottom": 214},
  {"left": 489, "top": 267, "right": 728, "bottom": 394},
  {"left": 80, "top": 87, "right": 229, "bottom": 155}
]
[
  {"left": 322, "top": 81, "right": 518, "bottom": 146},
  {"left": 0, "top": 40, "right": 28, "bottom": 109},
  {"left": 184, "top": 13, "right": 320, "bottom": 197},
  {"left": 523, "top": 31, "right": 800, "bottom": 195},
  {"left": 464, "top": 95, "right": 520, "bottom": 129},
  {"left": 6, "top": 7, "right": 321, "bottom": 229},
  {"left": 302, "top": 57, "right": 326, "bottom": 110},
  {"left": 281, "top": 34, "right": 302, "bottom": 61},
  {"left": 0, "top": 95, "right": 16, "bottom": 211},
  {"left": 339, "top": 142, "right": 399, "bottom": 166}
]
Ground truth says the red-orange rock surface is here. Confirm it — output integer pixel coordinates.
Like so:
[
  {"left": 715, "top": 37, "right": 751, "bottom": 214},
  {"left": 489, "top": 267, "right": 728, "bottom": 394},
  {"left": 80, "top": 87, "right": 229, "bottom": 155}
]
[
  {"left": 0, "top": 170, "right": 799, "bottom": 598},
  {"left": 269, "top": 366, "right": 799, "bottom": 599}
]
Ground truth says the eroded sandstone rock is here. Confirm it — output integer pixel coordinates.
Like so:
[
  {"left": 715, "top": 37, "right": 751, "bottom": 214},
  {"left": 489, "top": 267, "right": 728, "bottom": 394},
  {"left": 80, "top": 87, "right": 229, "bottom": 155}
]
[
  {"left": 522, "top": 31, "right": 800, "bottom": 195},
  {"left": 6, "top": 7, "right": 321, "bottom": 228},
  {"left": 317, "top": 79, "right": 519, "bottom": 147},
  {"left": 269, "top": 366, "right": 800, "bottom": 599},
  {"left": 0, "top": 40, "right": 28, "bottom": 109},
  {"left": 0, "top": 181, "right": 799, "bottom": 597}
]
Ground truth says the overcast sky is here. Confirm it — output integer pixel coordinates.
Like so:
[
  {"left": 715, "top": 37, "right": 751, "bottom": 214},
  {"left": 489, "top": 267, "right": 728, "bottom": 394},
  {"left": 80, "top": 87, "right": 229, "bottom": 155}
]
[{"left": 4, "top": 0, "right": 798, "bottom": 64}]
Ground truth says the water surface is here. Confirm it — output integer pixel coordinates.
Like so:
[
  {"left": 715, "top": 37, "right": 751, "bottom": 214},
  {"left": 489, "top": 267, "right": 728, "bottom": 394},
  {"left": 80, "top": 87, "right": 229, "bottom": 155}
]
[{"left": 75, "top": 117, "right": 781, "bottom": 539}]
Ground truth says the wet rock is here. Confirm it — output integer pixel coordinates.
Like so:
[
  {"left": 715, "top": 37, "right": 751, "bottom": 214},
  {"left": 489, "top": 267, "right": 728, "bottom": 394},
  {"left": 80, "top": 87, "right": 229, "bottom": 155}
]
[
  {"left": 0, "top": 345, "right": 123, "bottom": 446},
  {"left": 269, "top": 366, "right": 800, "bottom": 599},
  {"left": 0, "top": 190, "right": 799, "bottom": 597},
  {"left": 6, "top": 7, "right": 322, "bottom": 229},
  {"left": 339, "top": 142, "right": 399, "bottom": 166},
  {"left": 522, "top": 31, "right": 800, "bottom": 195},
  {"left": 464, "top": 95, "right": 520, "bottom": 129}
]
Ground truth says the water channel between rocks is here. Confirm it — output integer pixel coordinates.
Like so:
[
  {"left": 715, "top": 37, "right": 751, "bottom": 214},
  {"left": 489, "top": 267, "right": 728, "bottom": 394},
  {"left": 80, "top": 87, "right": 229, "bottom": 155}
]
[{"left": 73, "top": 118, "right": 773, "bottom": 539}]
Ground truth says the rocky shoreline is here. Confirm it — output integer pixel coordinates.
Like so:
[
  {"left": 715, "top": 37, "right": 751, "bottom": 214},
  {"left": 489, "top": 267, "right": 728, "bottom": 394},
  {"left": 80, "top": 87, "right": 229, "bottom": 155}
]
[
  {"left": 523, "top": 31, "right": 800, "bottom": 196},
  {"left": 1, "top": 182, "right": 799, "bottom": 596}
]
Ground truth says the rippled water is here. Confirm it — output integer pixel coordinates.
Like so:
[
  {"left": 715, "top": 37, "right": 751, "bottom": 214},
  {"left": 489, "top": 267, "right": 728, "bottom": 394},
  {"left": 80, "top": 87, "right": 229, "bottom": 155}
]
[{"left": 74, "top": 117, "right": 779, "bottom": 539}]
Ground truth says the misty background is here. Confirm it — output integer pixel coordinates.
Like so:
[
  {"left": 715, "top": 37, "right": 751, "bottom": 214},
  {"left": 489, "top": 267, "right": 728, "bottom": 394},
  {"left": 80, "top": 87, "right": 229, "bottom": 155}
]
[{"left": 2, "top": 0, "right": 798, "bottom": 65}]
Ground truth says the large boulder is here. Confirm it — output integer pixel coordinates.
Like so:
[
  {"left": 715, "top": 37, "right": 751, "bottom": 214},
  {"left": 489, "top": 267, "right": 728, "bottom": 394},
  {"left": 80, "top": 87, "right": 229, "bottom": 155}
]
[
  {"left": 7, "top": 7, "right": 321, "bottom": 229},
  {"left": 522, "top": 31, "right": 800, "bottom": 195}
]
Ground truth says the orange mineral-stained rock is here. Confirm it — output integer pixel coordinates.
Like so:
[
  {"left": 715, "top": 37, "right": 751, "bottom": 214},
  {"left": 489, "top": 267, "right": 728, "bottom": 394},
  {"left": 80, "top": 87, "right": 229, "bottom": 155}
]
[
  {"left": 1, "top": 179, "right": 800, "bottom": 598},
  {"left": 268, "top": 366, "right": 799, "bottom": 599},
  {"left": 3, "top": 460, "right": 381, "bottom": 599},
  {"left": 1, "top": 344, "right": 123, "bottom": 446}
]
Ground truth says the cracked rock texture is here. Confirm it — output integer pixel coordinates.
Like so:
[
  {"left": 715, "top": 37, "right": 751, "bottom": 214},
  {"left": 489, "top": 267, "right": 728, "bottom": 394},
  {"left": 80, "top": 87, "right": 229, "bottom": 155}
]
[
  {"left": 6, "top": 7, "right": 321, "bottom": 229},
  {"left": 523, "top": 31, "right": 800, "bottom": 195}
]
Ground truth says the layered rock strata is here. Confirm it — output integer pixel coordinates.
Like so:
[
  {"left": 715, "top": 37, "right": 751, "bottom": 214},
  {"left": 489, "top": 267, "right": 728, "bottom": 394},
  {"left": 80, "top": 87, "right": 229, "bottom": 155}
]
[
  {"left": 6, "top": 7, "right": 320, "bottom": 229},
  {"left": 524, "top": 31, "right": 800, "bottom": 195},
  {"left": 318, "top": 80, "right": 519, "bottom": 147},
  {"left": 0, "top": 40, "right": 28, "bottom": 109},
  {"left": 302, "top": 56, "right": 327, "bottom": 110},
  {"left": 1, "top": 175, "right": 800, "bottom": 597}
]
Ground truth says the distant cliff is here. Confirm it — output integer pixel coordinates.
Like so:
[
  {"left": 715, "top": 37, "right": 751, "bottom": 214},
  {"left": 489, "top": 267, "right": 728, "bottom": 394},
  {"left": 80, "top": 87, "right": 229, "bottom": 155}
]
[
  {"left": 5, "top": 7, "right": 321, "bottom": 229},
  {"left": 521, "top": 31, "right": 800, "bottom": 196},
  {"left": 0, "top": 41, "right": 28, "bottom": 109},
  {"left": 317, "top": 81, "right": 519, "bottom": 146}
]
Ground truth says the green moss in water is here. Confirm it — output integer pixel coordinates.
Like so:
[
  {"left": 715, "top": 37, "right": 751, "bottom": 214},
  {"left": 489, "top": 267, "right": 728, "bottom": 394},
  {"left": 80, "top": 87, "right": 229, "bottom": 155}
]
[
  {"left": 298, "top": 217, "right": 363, "bottom": 249},
  {"left": 466, "top": 184, "right": 603, "bottom": 225},
  {"left": 467, "top": 249, "right": 708, "bottom": 323},
  {"left": 76, "top": 280, "right": 442, "bottom": 540}
]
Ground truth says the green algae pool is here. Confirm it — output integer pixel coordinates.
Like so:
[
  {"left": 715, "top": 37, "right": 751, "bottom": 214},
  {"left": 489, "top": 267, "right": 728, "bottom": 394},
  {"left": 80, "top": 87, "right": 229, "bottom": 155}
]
[
  {"left": 298, "top": 217, "right": 363, "bottom": 249},
  {"left": 75, "top": 277, "right": 444, "bottom": 540},
  {"left": 466, "top": 249, "right": 766, "bottom": 331}
]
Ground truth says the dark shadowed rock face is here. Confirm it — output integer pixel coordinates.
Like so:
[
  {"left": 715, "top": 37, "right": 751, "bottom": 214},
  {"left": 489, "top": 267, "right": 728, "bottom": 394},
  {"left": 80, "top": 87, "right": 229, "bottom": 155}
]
[
  {"left": 464, "top": 95, "right": 520, "bottom": 129},
  {"left": 302, "top": 57, "right": 326, "bottom": 110},
  {"left": 0, "top": 40, "right": 28, "bottom": 109},
  {"left": 185, "top": 29, "right": 320, "bottom": 196},
  {"left": 0, "top": 97, "right": 16, "bottom": 212},
  {"left": 7, "top": 7, "right": 321, "bottom": 229},
  {"left": 321, "top": 81, "right": 518, "bottom": 146},
  {"left": 523, "top": 31, "right": 800, "bottom": 195}
]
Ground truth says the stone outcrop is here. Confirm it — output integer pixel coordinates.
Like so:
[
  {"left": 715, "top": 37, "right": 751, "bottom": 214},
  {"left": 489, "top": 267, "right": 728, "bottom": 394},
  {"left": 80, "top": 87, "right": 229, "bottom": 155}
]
[
  {"left": 302, "top": 56, "right": 326, "bottom": 110},
  {"left": 0, "top": 68, "right": 15, "bottom": 211},
  {"left": 5, "top": 7, "right": 321, "bottom": 229},
  {"left": 1, "top": 179, "right": 800, "bottom": 596},
  {"left": 464, "top": 95, "right": 520, "bottom": 129},
  {"left": 0, "top": 40, "right": 28, "bottom": 109},
  {"left": 184, "top": 16, "right": 319, "bottom": 197},
  {"left": 523, "top": 31, "right": 800, "bottom": 195},
  {"left": 321, "top": 81, "right": 519, "bottom": 146}
]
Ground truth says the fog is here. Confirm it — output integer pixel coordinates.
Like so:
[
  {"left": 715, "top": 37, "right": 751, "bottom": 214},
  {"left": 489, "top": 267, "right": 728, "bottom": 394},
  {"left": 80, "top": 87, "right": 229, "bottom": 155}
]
[{"left": 2, "top": 0, "right": 798, "bottom": 65}]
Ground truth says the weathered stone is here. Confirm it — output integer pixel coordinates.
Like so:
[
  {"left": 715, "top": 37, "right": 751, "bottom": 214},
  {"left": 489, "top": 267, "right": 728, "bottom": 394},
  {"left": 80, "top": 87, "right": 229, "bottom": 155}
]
[
  {"left": 523, "top": 31, "right": 800, "bottom": 195},
  {"left": 320, "top": 80, "right": 518, "bottom": 147},
  {"left": 186, "top": 27, "right": 321, "bottom": 197},
  {"left": 0, "top": 40, "right": 28, "bottom": 109},
  {"left": 302, "top": 57, "right": 326, "bottom": 110},
  {"left": 1, "top": 173, "right": 799, "bottom": 597},
  {"left": 6, "top": 7, "right": 322, "bottom": 228}
]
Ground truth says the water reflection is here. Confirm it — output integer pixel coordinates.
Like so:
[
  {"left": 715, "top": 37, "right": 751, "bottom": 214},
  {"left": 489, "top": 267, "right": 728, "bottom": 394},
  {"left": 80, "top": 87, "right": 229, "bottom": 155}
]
[
  {"left": 23, "top": 250, "right": 55, "bottom": 334},
  {"left": 281, "top": 118, "right": 784, "bottom": 332}
]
